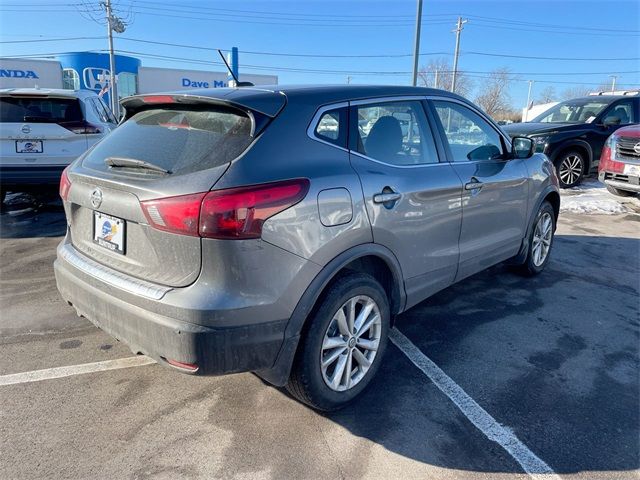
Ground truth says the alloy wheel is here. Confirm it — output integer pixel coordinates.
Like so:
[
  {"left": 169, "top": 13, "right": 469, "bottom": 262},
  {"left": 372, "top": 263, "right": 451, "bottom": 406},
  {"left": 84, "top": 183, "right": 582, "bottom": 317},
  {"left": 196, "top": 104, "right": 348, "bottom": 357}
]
[
  {"left": 559, "top": 155, "right": 583, "bottom": 186},
  {"left": 320, "top": 295, "right": 382, "bottom": 392},
  {"left": 532, "top": 212, "right": 553, "bottom": 267}
]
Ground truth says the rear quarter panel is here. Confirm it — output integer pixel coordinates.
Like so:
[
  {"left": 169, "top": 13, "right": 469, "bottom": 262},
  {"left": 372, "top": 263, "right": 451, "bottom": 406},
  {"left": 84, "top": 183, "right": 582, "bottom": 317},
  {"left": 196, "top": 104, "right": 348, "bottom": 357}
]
[{"left": 213, "top": 98, "right": 373, "bottom": 266}]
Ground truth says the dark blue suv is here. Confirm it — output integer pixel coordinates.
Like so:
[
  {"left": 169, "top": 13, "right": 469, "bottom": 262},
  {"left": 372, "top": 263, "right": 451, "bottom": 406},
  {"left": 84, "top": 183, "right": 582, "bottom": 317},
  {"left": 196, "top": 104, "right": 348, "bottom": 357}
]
[{"left": 503, "top": 94, "right": 639, "bottom": 188}]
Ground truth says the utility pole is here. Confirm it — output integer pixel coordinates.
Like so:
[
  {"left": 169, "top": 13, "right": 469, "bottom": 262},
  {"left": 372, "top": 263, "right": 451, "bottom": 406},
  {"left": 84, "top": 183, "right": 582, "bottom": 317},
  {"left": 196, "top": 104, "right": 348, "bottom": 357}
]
[
  {"left": 609, "top": 75, "right": 618, "bottom": 93},
  {"left": 347, "top": 76, "right": 352, "bottom": 84},
  {"left": 451, "top": 16, "right": 467, "bottom": 93},
  {"left": 104, "top": 0, "right": 118, "bottom": 116},
  {"left": 101, "top": 0, "right": 127, "bottom": 116},
  {"left": 434, "top": 69, "right": 439, "bottom": 89},
  {"left": 411, "top": 0, "right": 423, "bottom": 86},
  {"left": 524, "top": 80, "right": 534, "bottom": 121}
]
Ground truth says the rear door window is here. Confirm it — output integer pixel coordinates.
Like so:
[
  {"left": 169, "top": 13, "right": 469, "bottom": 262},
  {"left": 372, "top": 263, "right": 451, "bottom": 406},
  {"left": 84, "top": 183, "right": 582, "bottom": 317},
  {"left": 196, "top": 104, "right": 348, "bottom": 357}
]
[
  {"left": 0, "top": 96, "right": 84, "bottom": 123},
  {"left": 82, "top": 106, "right": 253, "bottom": 175},
  {"left": 353, "top": 101, "right": 439, "bottom": 166}
]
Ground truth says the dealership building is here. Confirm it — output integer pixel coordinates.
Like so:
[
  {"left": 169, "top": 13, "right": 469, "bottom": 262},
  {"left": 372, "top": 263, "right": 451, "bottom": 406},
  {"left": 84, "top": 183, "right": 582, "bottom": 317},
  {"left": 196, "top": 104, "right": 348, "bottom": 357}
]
[{"left": 0, "top": 51, "right": 278, "bottom": 110}]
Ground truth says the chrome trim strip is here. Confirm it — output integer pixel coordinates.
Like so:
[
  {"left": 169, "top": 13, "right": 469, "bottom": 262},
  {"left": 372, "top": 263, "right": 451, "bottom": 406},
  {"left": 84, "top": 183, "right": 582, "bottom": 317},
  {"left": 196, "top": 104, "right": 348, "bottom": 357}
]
[
  {"left": 350, "top": 150, "right": 445, "bottom": 169},
  {"left": 59, "top": 243, "right": 173, "bottom": 300},
  {"left": 349, "top": 95, "right": 428, "bottom": 106}
]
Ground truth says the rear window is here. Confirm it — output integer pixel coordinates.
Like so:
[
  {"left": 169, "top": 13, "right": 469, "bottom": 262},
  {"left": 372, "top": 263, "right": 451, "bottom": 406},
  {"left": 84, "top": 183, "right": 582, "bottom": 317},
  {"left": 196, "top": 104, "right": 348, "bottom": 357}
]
[
  {"left": 0, "top": 96, "right": 84, "bottom": 123},
  {"left": 82, "top": 106, "right": 253, "bottom": 175}
]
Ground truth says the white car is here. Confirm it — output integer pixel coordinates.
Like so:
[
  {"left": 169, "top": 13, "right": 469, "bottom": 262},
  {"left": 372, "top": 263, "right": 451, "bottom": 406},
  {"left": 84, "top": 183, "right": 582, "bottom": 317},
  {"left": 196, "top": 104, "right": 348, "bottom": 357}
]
[{"left": 0, "top": 88, "right": 117, "bottom": 202}]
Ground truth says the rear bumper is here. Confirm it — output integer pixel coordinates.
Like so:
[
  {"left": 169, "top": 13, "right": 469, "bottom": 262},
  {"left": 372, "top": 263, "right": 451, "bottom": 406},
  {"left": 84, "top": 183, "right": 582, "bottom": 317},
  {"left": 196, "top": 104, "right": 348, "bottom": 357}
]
[
  {"left": 1, "top": 165, "right": 66, "bottom": 187},
  {"left": 54, "top": 239, "right": 316, "bottom": 376}
]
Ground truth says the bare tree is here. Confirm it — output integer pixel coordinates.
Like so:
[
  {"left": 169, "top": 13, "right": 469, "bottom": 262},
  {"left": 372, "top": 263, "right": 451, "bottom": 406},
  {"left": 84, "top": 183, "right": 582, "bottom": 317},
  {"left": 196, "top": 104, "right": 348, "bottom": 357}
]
[
  {"left": 474, "top": 68, "right": 514, "bottom": 118},
  {"left": 561, "top": 85, "right": 593, "bottom": 99},
  {"left": 417, "top": 58, "right": 473, "bottom": 97},
  {"left": 536, "top": 86, "right": 557, "bottom": 104}
]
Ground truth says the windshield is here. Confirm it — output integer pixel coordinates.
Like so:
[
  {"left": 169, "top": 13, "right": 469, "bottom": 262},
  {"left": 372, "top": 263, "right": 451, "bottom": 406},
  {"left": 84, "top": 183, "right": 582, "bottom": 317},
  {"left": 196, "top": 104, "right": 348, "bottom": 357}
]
[
  {"left": 532, "top": 99, "right": 610, "bottom": 124},
  {"left": 82, "top": 106, "right": 253, "bottom": 175}
]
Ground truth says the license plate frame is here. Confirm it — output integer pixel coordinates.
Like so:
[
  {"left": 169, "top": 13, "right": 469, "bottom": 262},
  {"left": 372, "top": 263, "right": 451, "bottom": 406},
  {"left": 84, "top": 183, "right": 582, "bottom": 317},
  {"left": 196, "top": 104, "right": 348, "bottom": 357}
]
[
  {"left": 623, "top": 163, "right": 640, "bottom": 177},
  {"left": 15, "top": 140, "right": 43, "bottom": 153},
  {"left": 93, "top": 211, "right": 126, "bottom": 255}
]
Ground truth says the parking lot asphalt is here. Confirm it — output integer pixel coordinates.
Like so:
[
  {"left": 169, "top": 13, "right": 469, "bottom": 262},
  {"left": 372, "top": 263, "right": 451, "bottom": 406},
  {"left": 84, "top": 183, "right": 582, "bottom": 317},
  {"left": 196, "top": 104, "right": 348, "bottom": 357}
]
[{"left": 1, "top": 188, "right": 638, "bottom": 480}]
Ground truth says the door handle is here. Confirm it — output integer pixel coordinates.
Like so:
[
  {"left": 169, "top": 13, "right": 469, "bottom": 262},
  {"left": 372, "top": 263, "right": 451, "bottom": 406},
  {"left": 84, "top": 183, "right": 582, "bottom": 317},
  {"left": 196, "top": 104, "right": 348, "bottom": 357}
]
[
  {"left": 373, "top": 192, "right": 402, "bottom": 204},
  {"left": 464, "top": 179, "right": 484, "bottom": 191}
]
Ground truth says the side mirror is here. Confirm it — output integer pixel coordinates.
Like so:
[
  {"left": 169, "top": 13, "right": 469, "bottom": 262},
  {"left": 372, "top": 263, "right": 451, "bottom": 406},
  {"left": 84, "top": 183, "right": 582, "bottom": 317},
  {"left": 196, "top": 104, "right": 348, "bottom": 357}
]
[
  {"left": 603, "top": 116, "right": 621, "bottom": 127},
  {"left": 511, "top": 136, "right": 534, "bottom": 159}
]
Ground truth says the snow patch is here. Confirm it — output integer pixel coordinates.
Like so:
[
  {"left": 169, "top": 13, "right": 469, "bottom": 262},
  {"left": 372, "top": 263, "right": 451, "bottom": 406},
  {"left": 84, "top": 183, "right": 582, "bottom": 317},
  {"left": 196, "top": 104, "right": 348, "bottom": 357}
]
[{"left": 560, "top": 179, "right": 640, "bottom": 215}]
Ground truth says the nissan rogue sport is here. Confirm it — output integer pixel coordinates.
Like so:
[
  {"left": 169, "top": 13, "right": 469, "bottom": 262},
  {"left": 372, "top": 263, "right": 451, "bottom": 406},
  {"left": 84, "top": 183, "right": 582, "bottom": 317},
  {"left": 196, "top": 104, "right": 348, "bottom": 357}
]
[{"left": 55, "top": 85, "right": 560, "bottom": 410}]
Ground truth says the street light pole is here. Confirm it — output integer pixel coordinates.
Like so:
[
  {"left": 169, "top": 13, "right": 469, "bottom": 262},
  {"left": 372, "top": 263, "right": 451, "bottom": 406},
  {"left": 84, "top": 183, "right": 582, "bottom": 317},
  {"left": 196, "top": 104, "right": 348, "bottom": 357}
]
[
  {"left": 411, "top": 0, "right": 423, "bottom": 86},
  {"left": 609, "top": 75, "right": 618, "bottom": 93},
  {"left": 104, "top": 0, "right": 118, "bottom": 117},
  {"left": 451, "top": 16, "right": 467, "bottom": 93}
]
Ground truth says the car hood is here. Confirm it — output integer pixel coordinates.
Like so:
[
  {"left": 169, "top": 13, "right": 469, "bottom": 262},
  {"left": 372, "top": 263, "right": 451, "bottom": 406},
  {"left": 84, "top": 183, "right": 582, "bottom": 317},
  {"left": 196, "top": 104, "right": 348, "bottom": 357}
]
[{"left": 502, "top": 122, "right": 576, "bottom": 137}]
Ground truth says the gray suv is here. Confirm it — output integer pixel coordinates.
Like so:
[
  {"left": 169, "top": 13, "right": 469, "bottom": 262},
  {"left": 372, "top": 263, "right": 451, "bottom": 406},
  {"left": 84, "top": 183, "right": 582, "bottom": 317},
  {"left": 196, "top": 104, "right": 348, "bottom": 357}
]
[{"left": 55, "top": 85, "right": 560, "bottom": 410}]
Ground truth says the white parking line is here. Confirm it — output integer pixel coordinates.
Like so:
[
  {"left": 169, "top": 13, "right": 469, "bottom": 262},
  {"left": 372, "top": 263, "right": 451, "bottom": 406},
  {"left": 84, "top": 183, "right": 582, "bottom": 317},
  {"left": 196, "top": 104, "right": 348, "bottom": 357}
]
[
  {"left": 390, "top": 329, "right": 562, "bottom": 480},
  {"left": 0, "top": 356, "right": 156, "bottom": 386}
]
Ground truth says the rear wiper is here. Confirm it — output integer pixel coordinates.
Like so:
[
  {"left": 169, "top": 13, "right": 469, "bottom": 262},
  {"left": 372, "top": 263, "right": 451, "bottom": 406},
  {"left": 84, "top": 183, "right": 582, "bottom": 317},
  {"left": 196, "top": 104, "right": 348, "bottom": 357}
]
[{"left": 104, "top": 157, "right": 171, "bottom": 174}]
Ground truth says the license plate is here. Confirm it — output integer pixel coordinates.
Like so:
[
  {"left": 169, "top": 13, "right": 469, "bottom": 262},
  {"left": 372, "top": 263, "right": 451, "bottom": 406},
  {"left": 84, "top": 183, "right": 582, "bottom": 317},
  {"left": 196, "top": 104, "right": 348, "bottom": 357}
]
[
  {"left": 93, "top": 212, "right": 126, "bottom": 254},
  {"left": 16, "top": 140, "right": 43, "bottom": 153},
  {"left": 623, "top": 164, "right": 640, "bottom": 176}
]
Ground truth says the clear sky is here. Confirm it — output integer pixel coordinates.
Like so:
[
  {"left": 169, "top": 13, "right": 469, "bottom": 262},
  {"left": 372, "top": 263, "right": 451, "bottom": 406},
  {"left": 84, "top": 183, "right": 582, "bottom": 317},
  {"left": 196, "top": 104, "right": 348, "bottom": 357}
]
[{"left": 1, "top": 0, "right": 639, "bottom": 109}]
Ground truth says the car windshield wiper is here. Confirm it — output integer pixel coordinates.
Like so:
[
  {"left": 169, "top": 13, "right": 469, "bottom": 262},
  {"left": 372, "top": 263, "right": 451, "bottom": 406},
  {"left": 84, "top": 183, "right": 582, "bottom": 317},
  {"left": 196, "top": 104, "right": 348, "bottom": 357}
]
[{"left": 104, "top": 157, "right": 171, "bottom": 174}]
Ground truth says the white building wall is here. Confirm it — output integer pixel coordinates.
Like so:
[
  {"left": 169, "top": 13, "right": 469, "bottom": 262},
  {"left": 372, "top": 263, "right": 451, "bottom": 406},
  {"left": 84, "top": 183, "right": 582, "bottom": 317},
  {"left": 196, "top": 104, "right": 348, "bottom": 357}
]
[
  {"left": 137, "top": 67, "right": 277, "bottom": 94},
  {"left": 522, "top": 102, "right": 558, "bottom": 122},
  {"left": 0, "top": 58, "right": 63, "bottom": 89}
]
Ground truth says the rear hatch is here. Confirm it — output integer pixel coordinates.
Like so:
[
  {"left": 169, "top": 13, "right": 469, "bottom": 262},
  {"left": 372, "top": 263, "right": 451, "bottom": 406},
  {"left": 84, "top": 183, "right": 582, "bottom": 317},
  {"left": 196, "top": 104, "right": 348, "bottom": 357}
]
[
  {"left": 0, "top": 93, "right": 94, "bottom": 165},
  {"left": 65, "top": 92, "right": 284, "bottom": 287}
]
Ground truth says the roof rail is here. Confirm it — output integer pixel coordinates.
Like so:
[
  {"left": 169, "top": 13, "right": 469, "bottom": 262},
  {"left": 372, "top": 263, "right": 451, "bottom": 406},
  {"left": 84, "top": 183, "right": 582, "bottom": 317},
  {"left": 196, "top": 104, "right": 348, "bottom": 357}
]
[{"left": 589, "top": 89, "right": 639, "bottom": 96}]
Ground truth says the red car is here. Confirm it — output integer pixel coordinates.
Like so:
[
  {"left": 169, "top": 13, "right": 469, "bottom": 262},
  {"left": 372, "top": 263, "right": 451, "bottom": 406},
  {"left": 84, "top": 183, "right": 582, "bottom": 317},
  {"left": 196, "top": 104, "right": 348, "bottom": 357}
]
[{"left": 599, "top": 124, "right": 640, "bottom": 197}]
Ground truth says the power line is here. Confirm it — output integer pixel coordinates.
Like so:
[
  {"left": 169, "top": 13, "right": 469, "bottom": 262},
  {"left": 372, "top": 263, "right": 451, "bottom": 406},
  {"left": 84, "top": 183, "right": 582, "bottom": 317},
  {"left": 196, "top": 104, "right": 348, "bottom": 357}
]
[
  {"left": 6, "top": 48, "right": 638, "bottom": 87},
  {"left": 5, "top": 5, "right": 640, "bottom": 36},
  {"left": 3, "top": 35, "right": 639, "bottom": 62}
]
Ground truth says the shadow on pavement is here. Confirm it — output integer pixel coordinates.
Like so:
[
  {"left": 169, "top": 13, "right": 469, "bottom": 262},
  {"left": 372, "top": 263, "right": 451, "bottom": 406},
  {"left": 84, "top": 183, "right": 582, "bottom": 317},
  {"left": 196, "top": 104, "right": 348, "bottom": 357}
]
[
  {"left": 0, "top": 189, "right": 66, "bottom": 238},
  {"left": 321, "top": 234, "right": 639, "bottom": 476}
]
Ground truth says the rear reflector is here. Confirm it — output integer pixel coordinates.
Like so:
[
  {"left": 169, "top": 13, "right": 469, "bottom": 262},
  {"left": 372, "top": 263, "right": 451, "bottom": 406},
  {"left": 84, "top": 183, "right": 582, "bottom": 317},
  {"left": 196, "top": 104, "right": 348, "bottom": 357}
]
[
  {"left": 165, "top": 358, "right": 199, "bottom": 371},
  {"left": 142, "top": 95, "right": 175, "bottom": 104},
  {"left": 140, "top": 179, "right": 310, "bottom": 239},
  {"left": 59, "top": 166, "right": 71, "bottom": 201}
]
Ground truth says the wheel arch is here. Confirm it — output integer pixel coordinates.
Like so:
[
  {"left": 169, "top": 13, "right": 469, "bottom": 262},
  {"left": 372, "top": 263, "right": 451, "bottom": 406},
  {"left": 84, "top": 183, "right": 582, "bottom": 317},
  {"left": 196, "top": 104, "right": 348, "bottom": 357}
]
[
  {"left": 255, "top": 244, "right": 406, "bottom": 386},
  {"left": 510, "top": 185, "right": 560, "bottom": 266},
  {"left": 551, "top": 141, "right": 593, "bottom": 172}
]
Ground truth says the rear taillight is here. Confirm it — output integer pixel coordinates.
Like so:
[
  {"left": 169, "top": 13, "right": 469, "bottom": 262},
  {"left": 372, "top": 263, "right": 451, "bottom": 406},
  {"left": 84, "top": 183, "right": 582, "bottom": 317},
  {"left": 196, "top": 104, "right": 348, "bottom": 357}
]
[
  {"left": 60, "top": 120, "right": 102, "bottom": 134},
  {"left": 140, "top": 179, "right": 310, "bottom": 239},
  {"left": 599, "top": 134, "right": 624, "bottom": 174},
  {"left": 59, "top": 166, "right": 72, "bottom": 201}
]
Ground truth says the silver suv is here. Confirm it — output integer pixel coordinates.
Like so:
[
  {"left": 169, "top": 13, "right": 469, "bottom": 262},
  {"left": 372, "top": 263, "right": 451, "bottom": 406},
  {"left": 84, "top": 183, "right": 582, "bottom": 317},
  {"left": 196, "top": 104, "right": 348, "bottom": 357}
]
[{"left": 55, "top": 86, "right": 560, "bottom": 410}]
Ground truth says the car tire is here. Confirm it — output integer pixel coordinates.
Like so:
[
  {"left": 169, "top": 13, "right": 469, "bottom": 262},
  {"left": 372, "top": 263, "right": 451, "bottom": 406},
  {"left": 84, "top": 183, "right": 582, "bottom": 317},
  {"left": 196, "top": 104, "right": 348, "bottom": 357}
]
[
  {"left": 516, "top": 201, "right": 556, "bottom": 277},
  {"left": 286, "top": 272, "right": 390, "bottom": 411},
  {"left": 556, "top": 151, "right": 585, "bottom": 188},
  {"left": 605, "top": 184, "right": 637, "bottom": 197}
]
